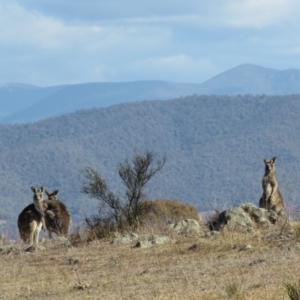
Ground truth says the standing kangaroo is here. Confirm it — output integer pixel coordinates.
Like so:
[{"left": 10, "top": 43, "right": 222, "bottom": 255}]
[
  {"left": 18, "top": 186, "right": 46, "bottom": 250},
  {"left": 44, "top": 189, "right": 72, "bottom": 239},
  {"left": 259, "top": 157, "right": 284, "bottom": 213},
  {"left": 18, "top": 187, "right": 72, "bottom": 250}
]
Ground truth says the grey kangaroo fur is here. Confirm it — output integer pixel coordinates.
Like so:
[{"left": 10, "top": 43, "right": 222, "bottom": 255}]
[
  {"left": 259, "top": 157, "right": 284, "bottom": 214},
  {"left": 18, "top": 186, "right": 45, "bottom": 250},
  {"left": 44, "top": 189, "right": 72, "bottom": 239},
  {"left": 18, "top": 186, "right": 72, "bottom": 249}
]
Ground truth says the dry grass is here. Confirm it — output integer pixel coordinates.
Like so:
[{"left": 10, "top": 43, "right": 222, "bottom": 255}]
[{"left": 1, "top": 223, "right": 300, "bottom": 300}]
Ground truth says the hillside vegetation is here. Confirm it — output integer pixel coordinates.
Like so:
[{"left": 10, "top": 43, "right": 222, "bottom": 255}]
[{"left": 1, "top": 94, "right": 300, "bottom": 235}]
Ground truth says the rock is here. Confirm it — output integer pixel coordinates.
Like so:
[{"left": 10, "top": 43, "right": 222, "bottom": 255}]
[
  {"left": 171, "top": 219, "right": 205, "bottom": 236},
  {"left": 135, "top": 235, "right": 170, "bottom": 248},
  {"left": 249, "top": 259, "right": 266, "bottom": 266},
  {"left": 25, "top": 245, "right": 35, "bottom": 252},
  {"left": 111, "top": 236, "right": 131, "bottom": 245},
  {"left": 56, "top": 236, "right": 72, "bottom": 245},
  {"left": 38, "top": 237, "right": 72, "bottom": 249},
  {"left": 188, "top": 244, "right": 200, "bottom": 251},
  {"left": 205, "top": 230, "right": 220, "bottom": 237},
  {"left": 244, "top": 244, "right": 252, "bottom": 250},
  {"left": 128, "top": 233, "right": 139, "bottom": 239},
  {"left": 111, "top": 233, "right": 139, "bottom": 245},
  {"left": 0, "top": 244, "right": 22, "bottom": 255},
  {"left": 149, "top": 235, "right": 170, "bottom": 245},
  {"left": 64, "top": 257, "right": 79, "bottom": 265},
  {"left": 73, "top": 282, "right": 90, "bottom": 290},
  {"left": 240, "top": 203, "right": 257, "bottom": 213},
  {"left": 211, "top": 206, "right": 253, "bottom": 231},
  {"left": 135, "top": 241, "right": 153, "bottom": 248},
  {"left": 207, "top": 202, "right": 284, "bottom": 232}
]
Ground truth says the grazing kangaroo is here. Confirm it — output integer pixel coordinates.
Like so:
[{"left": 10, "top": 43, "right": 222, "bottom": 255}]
[
  {"left": 44, "top": 189, "right": 72, "bottom": 239},
  {"left": 259, "top": 157, "right": 284, "bottom": 214},
  {"left": 18, "top": 186, "right": 46, "bottom": 250}
]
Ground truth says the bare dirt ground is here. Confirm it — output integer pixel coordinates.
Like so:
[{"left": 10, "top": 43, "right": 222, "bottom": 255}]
[{"left": 1, "top": 225, "right": 300, "bottom": 300}]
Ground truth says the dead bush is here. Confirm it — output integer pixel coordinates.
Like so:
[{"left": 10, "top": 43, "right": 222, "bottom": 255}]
[
  {"left": 69, "top": 227, "right": 86, "bottom": 246},
  {"left": 206, "top": 210, "right": 222, "bottom": 231},
  {"left": 84, "top": 216, "right": 116, "bottom": 241},
  {"left": 139, "top": 198, "right": 201, "bottom": 227}
]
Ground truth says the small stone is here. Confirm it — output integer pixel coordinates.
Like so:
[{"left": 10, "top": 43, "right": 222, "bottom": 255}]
[
  {"left": 245, "top": 244, "right": 252, "bottom": 250},
  {"left": 73, "top": 282, "right": 90, "bottom": 290},
  {"left": 64, "top": 258, "right": 79, "bottom": 265},
  {"left": 135, "top": 241, "right": 152, "bottom": 248}
]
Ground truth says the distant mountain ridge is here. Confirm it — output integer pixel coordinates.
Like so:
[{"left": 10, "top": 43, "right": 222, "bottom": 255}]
[
  {"left": 0, "top": 84, "right": 68, "bottom": 119},
  {"left": 0, "top": 81, "right": 202, "bottom": 123},
  {"left": 0, "top": 83, "right": 40, "bottom": 89},
  {"left": 1, "top": 64, "right": 300, "bottom": 123},
  {"left": 200, "top": 64, "right": 300, "bottom": 94}
]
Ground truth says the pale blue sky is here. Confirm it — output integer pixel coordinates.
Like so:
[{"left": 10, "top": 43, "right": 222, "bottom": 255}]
[{"left": 1, "top": 0, "right": 300, "bottom": 86}]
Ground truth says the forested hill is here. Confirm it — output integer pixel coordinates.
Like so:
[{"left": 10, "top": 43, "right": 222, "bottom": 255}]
[{"left": 1, "top": 94, "right": 300, "bottom": 235}]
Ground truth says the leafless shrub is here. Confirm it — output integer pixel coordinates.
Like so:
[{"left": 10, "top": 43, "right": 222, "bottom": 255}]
[
  {"left": 205, "top": 210, "right": 222, "bottom": 231},
  {"left": 84, "top": 216, "right": 116, "bottom": 241},
  {"left": 69, "top": 227, "right": 86, "bottom": 247}
]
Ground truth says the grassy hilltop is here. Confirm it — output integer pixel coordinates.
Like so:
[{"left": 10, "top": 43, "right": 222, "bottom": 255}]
[{"left": 1, "top": 218, "right": 300, "bottom": 299}]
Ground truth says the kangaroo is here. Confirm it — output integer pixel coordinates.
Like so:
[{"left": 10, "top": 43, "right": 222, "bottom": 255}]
[
  {"left": 18, "top": 186, "right": 46, "bottom": 250},
  {"left": 18, "top": 187, "right": 72, "bottom": 250},
  {"left": 44, "top": 189, "right": 72, "bottom": 238},
  {"left": 259, "top": 157, "right": 284, "bottom": 214}
]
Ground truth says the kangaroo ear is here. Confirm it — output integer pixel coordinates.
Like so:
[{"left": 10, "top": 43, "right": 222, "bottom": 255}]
[
  {"left": 263, "top": 158, "right": 268, "bottom": 164},
  {"left": 31, "top": 186, "right": 36, "bottom": 193},
  {"left": 53, "top": 190, "right": 59, "bottom": 196},
  {"left": 271, "top": 157, "right": 277, "bottom": 164},
  {"left": 40, "top": 186, "right": 45, "bottom": 192}
]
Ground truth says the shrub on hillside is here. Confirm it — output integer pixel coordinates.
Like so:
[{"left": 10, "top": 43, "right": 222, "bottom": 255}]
[
  {"left": 84, "top": 216, "right": 116, "bottom": 241},
  {"left": 69, "top": 217, "right": 117, "bottom": 244},
  {"left": 81, "top": 149, "right": 166, "bottom": 230},
  {"left": 139, "top": 198, "right": 201, "bottom": 227},
  {"left": 78, "top": 199, "right": 201, "bottom": 242}
]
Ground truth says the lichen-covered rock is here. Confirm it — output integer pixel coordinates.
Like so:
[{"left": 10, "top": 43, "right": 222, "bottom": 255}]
[
  {"left": 111, "top": 233, "right": 139, "bottom": 245},
  {"left": 170, "top": 219, "right": 205, "bottom": 236},
  {"left": 40, "top": 236, "right": 72, "bottom": 248},
  {"left": 207, "top": 202, "right": 284, "bottom": 232},
  {"left": 0, "top": 244, "right": 22, "bottom": 255},
  {"left": 135, "top": 235, "right": 170, "bottom": 248},
  {"left": 135, "top": 240, "right": 153, "bottom": 248},
  {"left": 150, "top": 235, "right": 170, "bottom": 245},
  {"left": 221, "top": 206, "right": 253, "bottom": 231},
  {"left": 205, "top": 230, "right": 220, "bottom": 237}
]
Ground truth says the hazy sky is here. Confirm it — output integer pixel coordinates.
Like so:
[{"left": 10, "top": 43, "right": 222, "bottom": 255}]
[{"left": 1, "top": 0, "right": 300, "bottom": 86}]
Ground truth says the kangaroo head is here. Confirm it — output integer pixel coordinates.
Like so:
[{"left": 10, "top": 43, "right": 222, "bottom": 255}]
[
  {"left": 31, "top": 186, "right": 45, "bottom": 202},
  {"left": 263, "top": 157, "right": 277, "bottom": 174},
  {"left": 45, "top": 189, "right": 59, "bottom": 200}
]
